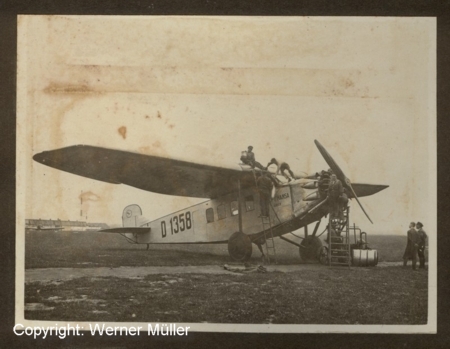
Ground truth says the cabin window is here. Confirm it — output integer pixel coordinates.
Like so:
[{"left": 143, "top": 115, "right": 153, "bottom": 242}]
[
  {"left": 245, "top": 195, "right": 255, "bottom": 211},
  {"left": 217, "top": 204, "right": 227, "bottom": 220},
  {"left": 206, "top": 208, "right": 214, "bottom": 223},
  {"left": 231, "top": 201, "right": 239, "bottom": 216}
]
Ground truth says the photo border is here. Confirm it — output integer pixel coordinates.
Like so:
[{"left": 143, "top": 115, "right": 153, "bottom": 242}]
[{"left": 2, "top": 1, "right": 449, "bottom": 347}]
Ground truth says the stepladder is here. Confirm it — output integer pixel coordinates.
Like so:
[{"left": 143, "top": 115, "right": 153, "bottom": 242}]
[{"left": 327, "top": 206, "right": 351, "bottom": 267}]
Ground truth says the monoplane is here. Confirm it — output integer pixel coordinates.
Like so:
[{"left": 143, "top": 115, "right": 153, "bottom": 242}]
[{"left": 33, "top": 140, "right": 388, "bottom": 262}]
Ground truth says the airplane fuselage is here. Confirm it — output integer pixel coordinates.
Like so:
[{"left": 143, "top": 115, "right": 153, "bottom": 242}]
[{"left": 122, "top": 178, "right": 325, "bottom": 245}]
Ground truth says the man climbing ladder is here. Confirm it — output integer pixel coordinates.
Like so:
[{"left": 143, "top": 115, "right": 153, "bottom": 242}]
[
  {"left": 256, "top": 172, "right": 277, "bottom": 217},
  {"left": 254, "top": 172, "right": 279, "bottom": 263}
]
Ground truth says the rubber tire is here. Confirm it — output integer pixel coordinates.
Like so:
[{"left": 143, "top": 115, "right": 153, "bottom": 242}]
[
  {"left": 228, "top": 232, "right": 253, "bottom": 261},
  {"left": 299, "top": 236, "right": 323, "bottom": 262}
]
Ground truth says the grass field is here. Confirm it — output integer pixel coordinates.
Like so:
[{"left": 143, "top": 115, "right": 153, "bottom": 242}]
[
  {"left": 23, "top": 230, "right": 428, "bottom": 325},
  {"left": 25, "top": 230, "right": 413, "bottom": 269}
]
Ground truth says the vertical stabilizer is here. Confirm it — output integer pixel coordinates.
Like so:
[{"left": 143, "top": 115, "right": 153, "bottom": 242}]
[{"left": 122, "top": 204, "right": 143, "bottom": 227}]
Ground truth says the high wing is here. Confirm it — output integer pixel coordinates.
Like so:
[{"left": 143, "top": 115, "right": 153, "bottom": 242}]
[
  {"left": 33, "top": 145, "right": 260, "bottom": 199},
  {"left": 348, "top": 183, "right": 388, "bottom": 198}
]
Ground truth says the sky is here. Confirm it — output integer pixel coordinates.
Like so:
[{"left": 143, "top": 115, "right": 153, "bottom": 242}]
[{"left": 17, "top": 16, "right": 436, "bottom": 235}]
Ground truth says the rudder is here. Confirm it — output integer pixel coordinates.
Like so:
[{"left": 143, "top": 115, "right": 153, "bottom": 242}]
[{"left": 122, "top": 204, "right": 143, "bottom": 227}]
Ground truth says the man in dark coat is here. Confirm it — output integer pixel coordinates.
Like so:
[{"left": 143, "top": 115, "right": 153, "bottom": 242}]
[
  {"left": 327, "top": 174, "right": 344, "bottom": 220},
  {"left": 403, "top": 222, "right": 420, "bottom": 270},
  {"left": 318, "top": 170, "right": 331, "bottom": 197},
  {"left": 416, "top": 222, "right": 428, "bottom": 269},
  {"left": 257, "top": 172, "right": 275, "bottom": 217}
]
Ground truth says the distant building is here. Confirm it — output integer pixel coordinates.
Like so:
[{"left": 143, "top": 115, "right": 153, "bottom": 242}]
[{"left": 25, "top": 219, "right": 109, "bottom": 231}]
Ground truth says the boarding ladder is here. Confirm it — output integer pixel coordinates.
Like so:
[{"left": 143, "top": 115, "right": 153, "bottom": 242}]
[
  {"left": 327, "top": 206, "right": 351, "bottom": 267},
  {"left": 261, "top": 209, "right": 277, "bottom": 264}
]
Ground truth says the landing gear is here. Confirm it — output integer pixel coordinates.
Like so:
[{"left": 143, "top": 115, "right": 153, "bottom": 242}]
[
  {"left": 299, "top": 236, "right": 323, "bottom": 262},
  {"left": 146, "top": 244, "right": 150, "bottom": 250},
  {"left": 228, "top": 232, "right": 252, "bottom": 261}
]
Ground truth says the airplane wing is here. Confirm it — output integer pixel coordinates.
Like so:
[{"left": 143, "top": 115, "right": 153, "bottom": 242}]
[
  {"left": 33, "top": 145, "right": 261, "bottom": 199},
  {"left": 349, "top": 183, "right": 388, "bottom": 198}
]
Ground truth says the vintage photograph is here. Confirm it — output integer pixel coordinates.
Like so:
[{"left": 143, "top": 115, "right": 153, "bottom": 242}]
[{"left": 16, "top": 15, "right": 436, "bottom": 333}]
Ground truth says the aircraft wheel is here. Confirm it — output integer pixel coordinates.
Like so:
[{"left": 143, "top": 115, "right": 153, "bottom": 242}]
[
  {"left": 299, "top": 236, "right": 323, "bottom": 262},
  {"left": 228, "top": 232, "right": 252, "bottom": 261},
  {"left": 319, "top": 246, "right": 328, "bottom": 265}
]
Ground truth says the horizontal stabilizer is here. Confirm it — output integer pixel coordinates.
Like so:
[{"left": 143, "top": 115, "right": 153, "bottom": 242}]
[
  {"left": 99, "top": 227, "right": 151, "bottom": 234},
  {"left": 349, "top": 183, "right": 389, "bottom": 198}
]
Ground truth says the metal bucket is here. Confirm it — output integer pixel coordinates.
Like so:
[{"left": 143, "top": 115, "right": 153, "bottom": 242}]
[{"left": 352, "top": 249, "right": 378, "bottom": 267}]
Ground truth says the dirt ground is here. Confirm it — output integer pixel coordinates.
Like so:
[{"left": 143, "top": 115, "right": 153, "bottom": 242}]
[
  {"left": 24, "top": 265, "right": 427, "bottom": 324},
  {"left": 23, "top": 231, "right": 428, "bottom": 325},
  {"left": 25, "top": 262, "right": 405, "bottom": 283}
]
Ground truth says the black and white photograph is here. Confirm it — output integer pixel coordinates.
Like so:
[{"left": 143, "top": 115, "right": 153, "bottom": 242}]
[{"left": 16, "top": 15, "right": 436, "bottom": 333}]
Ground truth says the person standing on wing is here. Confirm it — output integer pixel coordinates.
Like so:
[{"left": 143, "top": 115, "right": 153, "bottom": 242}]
[
  {"left": 240, "top": 146, "right": 264, "bottom": 170},
  {"left": 266, "top": 158, "right": 295, "bottom": 182}
]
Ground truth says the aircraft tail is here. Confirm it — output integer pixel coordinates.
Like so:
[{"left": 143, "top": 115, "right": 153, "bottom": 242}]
[
  {"left": 120, "top": 204, "right": 148, "bottom": 242},
  {"left": 122, "top": 204, "right": 143, "bottom": 227},
  {"left": 98, "top": 204, "right": 151, "bottom": 241}
]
